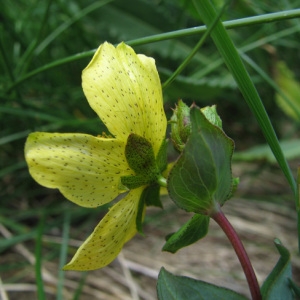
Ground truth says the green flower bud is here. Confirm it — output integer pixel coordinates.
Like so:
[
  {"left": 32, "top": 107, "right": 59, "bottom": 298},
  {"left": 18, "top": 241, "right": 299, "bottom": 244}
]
[{"left": 170, "top": 100, "right": 192, "bottom": 152}]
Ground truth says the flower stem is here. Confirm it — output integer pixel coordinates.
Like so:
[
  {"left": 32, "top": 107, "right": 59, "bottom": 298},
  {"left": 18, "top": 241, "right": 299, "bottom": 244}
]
[{"left": 211, "top": 208, "right": 261, "bottom": 300}]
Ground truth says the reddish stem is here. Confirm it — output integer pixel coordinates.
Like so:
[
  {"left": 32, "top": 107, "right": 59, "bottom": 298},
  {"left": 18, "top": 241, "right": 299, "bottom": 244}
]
[{"left": 211, "top": 208, "right": 261, "bottom": 300}]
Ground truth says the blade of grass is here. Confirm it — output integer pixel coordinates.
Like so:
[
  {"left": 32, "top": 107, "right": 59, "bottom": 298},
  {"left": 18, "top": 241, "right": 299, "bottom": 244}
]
[
  {"left": 6, "top": 9, "right": 300, "bottom": 93},
  {"left": 241, "top": 53, "right": 300, "bottom": 120},
  {"left": 0, "top": 276, "right": 9, "bottom": 300},
  {"left": 192, "top": 0, "right": 296, "bottom": 196},
  {"left": 56, "top": 210, "right": 70, "bottom": 300},
  {"left": 35, "top": 213, "right": 46, "bottom": 300},
  {"left": 0, "top": 30, "right": 16, "bottom": 83},
  {"left": 192, "top": 0, "right": 298, "bottom": 248},
  {"left": 0, "top": 130, "right": 31, "bottom": 145},
  {"left": 0, "top": 107, "right": 62, "bottom": 122},
  {"left": 72, "top": 273, "right": 88, "bottom": 300},
  {"left": 16, "top": 0, "right": 53, "bottom": 76},
  {"left": 0, "top": 162, "right": 27, "bottom": 178},
  {"left": 0, "top": 231, "right": 36, "bottom": 254},
  {"left": 0, "top": 118, "right": 100, "bottom": 146},
  {"left": 35, "top": 0, "right": 113, "bottom": 56},
  {"left": 127, "top": 8, "right": 300, "bottom": 48},
  {"left": 162, "top": 0, "right": 229, "bottom": 89},
  {"left": 0, "top": 28, "right": 23, "bottom": 100},
  {"left": 192, "top": 24, "right": 300, "bottom": 79}
]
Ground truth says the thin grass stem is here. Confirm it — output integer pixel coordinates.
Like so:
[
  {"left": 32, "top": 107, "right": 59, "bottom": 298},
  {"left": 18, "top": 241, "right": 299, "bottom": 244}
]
[
  {"left": 192, "top": 0, "right": 297, "bottom": 199},
  {"left": 56, "top": 211, "right": 71, "bottom": 300},
  {"left": 6, "top": 9, "right": 300, "bottom": 92},
  {"left": 35, "top": 213, "right": 46, "bottom": 300},
  {"left": 162, "top": 0, "right": 229, "bottom": 89}
]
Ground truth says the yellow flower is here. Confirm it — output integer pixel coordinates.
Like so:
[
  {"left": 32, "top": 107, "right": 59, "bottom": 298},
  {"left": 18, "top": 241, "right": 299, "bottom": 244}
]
[{"left": 25, "top": 42, "right": 167, "bottom": 271}]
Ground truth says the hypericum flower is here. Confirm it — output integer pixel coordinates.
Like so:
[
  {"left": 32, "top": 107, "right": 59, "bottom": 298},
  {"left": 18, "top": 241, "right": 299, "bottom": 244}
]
[{"left": 25, "top": 42, "right": 167, "bottom": 271}]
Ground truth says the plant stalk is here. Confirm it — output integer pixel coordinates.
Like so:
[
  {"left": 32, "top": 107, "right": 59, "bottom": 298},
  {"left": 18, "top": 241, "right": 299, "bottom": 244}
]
[
  {"left": 6, "top": 9, "right": 300, "bottom": 93},
  {"left": 212, "top": 209, "right": 261, "bottom": 300}
]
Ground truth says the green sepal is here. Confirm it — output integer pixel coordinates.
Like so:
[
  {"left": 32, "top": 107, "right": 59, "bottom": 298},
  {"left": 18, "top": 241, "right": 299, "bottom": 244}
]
[
  {"left": 261, "top": 238, "right": 294, "bottom": 300},
  {"left": 157, "top": 267, "right": 248, "bottom": 300},
  {"left": 167, "top": 106, "right": 235, "bottom": 214},
  {"left": 121, "top": 174, "right": 150, "bottom": 190},
  {"left": 136, "top": 184, "right": 163, "bottom": 235},
  {"left": 170, "top": 100, "right": 191, "bottom": 152},
  {"left": 142, "top": 184, "right": 163, "bottom": 208},
  {"left": 125, "top": 133, "right": 158, "bottom": 177},
  {"left": 136, "top": 191, "right": 146, "bottom": 235},
  {"left": 162, "top": 214, "right": 209, "bottom": 253},
  {"left": 122, "top": 133, "right": 163, "bottom": 189},
  {"left": 156, "top": 138, "right": 168, "bottom": 173}
]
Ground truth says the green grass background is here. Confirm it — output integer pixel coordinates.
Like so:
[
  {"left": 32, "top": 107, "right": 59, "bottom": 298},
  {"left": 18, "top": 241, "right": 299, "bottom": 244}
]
[{"left": 1, "top": 0, "right": 300, "bottom": 299}]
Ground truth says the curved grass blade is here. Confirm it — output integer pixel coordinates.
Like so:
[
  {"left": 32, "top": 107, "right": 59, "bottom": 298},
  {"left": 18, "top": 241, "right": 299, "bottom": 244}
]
[
  {"left": 35, "top": 213, "right": 46, "bottom": 300},
  {"left": 6, "top": 9, "right": 300, "bottom": 92},
  {"left": 35, "top": 0, "right": 113, "bottom": 56},
  {"left": 57, "top": 211, "right": 71, "bottom": 300},
  {"left": 192, "top": 0, "right": 296, "bottom": 196},
  {"left": 162, "top": 0, "right": 229, "bottom": 89},
  {"left": 192, "top": 0, "right": 298, "bottom": 249}
]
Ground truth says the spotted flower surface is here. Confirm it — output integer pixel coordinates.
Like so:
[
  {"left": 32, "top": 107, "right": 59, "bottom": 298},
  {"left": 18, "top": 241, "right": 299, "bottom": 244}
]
[{"left": 25, "top": 42, "right": 167, "bottom": 270}]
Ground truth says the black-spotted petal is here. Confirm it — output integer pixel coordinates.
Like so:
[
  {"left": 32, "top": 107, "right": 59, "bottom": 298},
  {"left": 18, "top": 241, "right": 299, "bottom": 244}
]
[
  {"left": 25, "top": 132, "right": 133, "bottom": 207},
  {"left": 82, "top": 42, "right": 167, "bottom": 156},
  {"left": 63, "top": 187, "right": 144, "bottom": 270}
]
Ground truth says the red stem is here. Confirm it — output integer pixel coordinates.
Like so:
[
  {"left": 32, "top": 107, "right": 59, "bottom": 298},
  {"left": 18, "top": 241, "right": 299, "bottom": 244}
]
[{"left": 211, "top": 209, "right": 261, "bottom": 300}]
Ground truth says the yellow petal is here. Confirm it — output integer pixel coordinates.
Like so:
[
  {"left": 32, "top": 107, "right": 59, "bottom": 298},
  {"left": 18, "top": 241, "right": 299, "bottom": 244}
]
[
  {"left": 82, "top": 42, "right": 167, "bottom": 155},
  {"left": 63, "top": 187, "right": 144, "bottom": 271},
  {"left": 25, "top": 132, "right": 133, "bottom": 207}
]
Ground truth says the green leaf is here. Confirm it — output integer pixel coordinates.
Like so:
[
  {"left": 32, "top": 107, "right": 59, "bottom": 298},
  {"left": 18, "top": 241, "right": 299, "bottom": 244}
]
[
  {"left": 275, "top": 61, "right": 300, "bottom": 121},
  {"left": 167, "top": 107, "right": 234, "bottom": 214},
  {"left": 157, "top": 267, "right": 248, "bottom": 300},
  {"left": 192, "top": 0, "right": 297, "bottom": 200},
  {"left": 261, "top": 239, "right": 294, "bottom": 300},
  {"left": 121, "top": 174, "right": 151, "bottom": 190},
  {"left": 162, "top": 214, "right": 209, "bottom": 253},
  {"left": 201, "top": 105, "right": 222, "bottom": 128}
]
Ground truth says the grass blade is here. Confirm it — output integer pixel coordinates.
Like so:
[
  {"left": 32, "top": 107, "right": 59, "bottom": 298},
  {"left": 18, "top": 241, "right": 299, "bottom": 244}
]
[
  {"left": 192, "top": 0, "right": 298, "bottom": 249},
  {"left": 56, "top": 211, "right": 71, "bottom": 300},
  {"left": 192, "top": 0, "right": 296, "bottom": 197},
  {"left": 162, "top": 0, "right": 229, "bottom": 89},
  {"left": 35, "top": 0, "right": 113, "bottom": 55},
  {"left": 6, "top": 9, "right": 300, "bottom": 93},
  {"left": 35, "top": 213, "right": 46, "bottom": 300}
]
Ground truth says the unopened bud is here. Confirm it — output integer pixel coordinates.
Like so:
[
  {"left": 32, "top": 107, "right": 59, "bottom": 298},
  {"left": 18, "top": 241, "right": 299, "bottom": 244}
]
[
  {"left": 170, "top": 101, "right": 222, "bottom": 152},
  {"left": 170, "top": 100, "right": 191, "bottom": 152}
]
